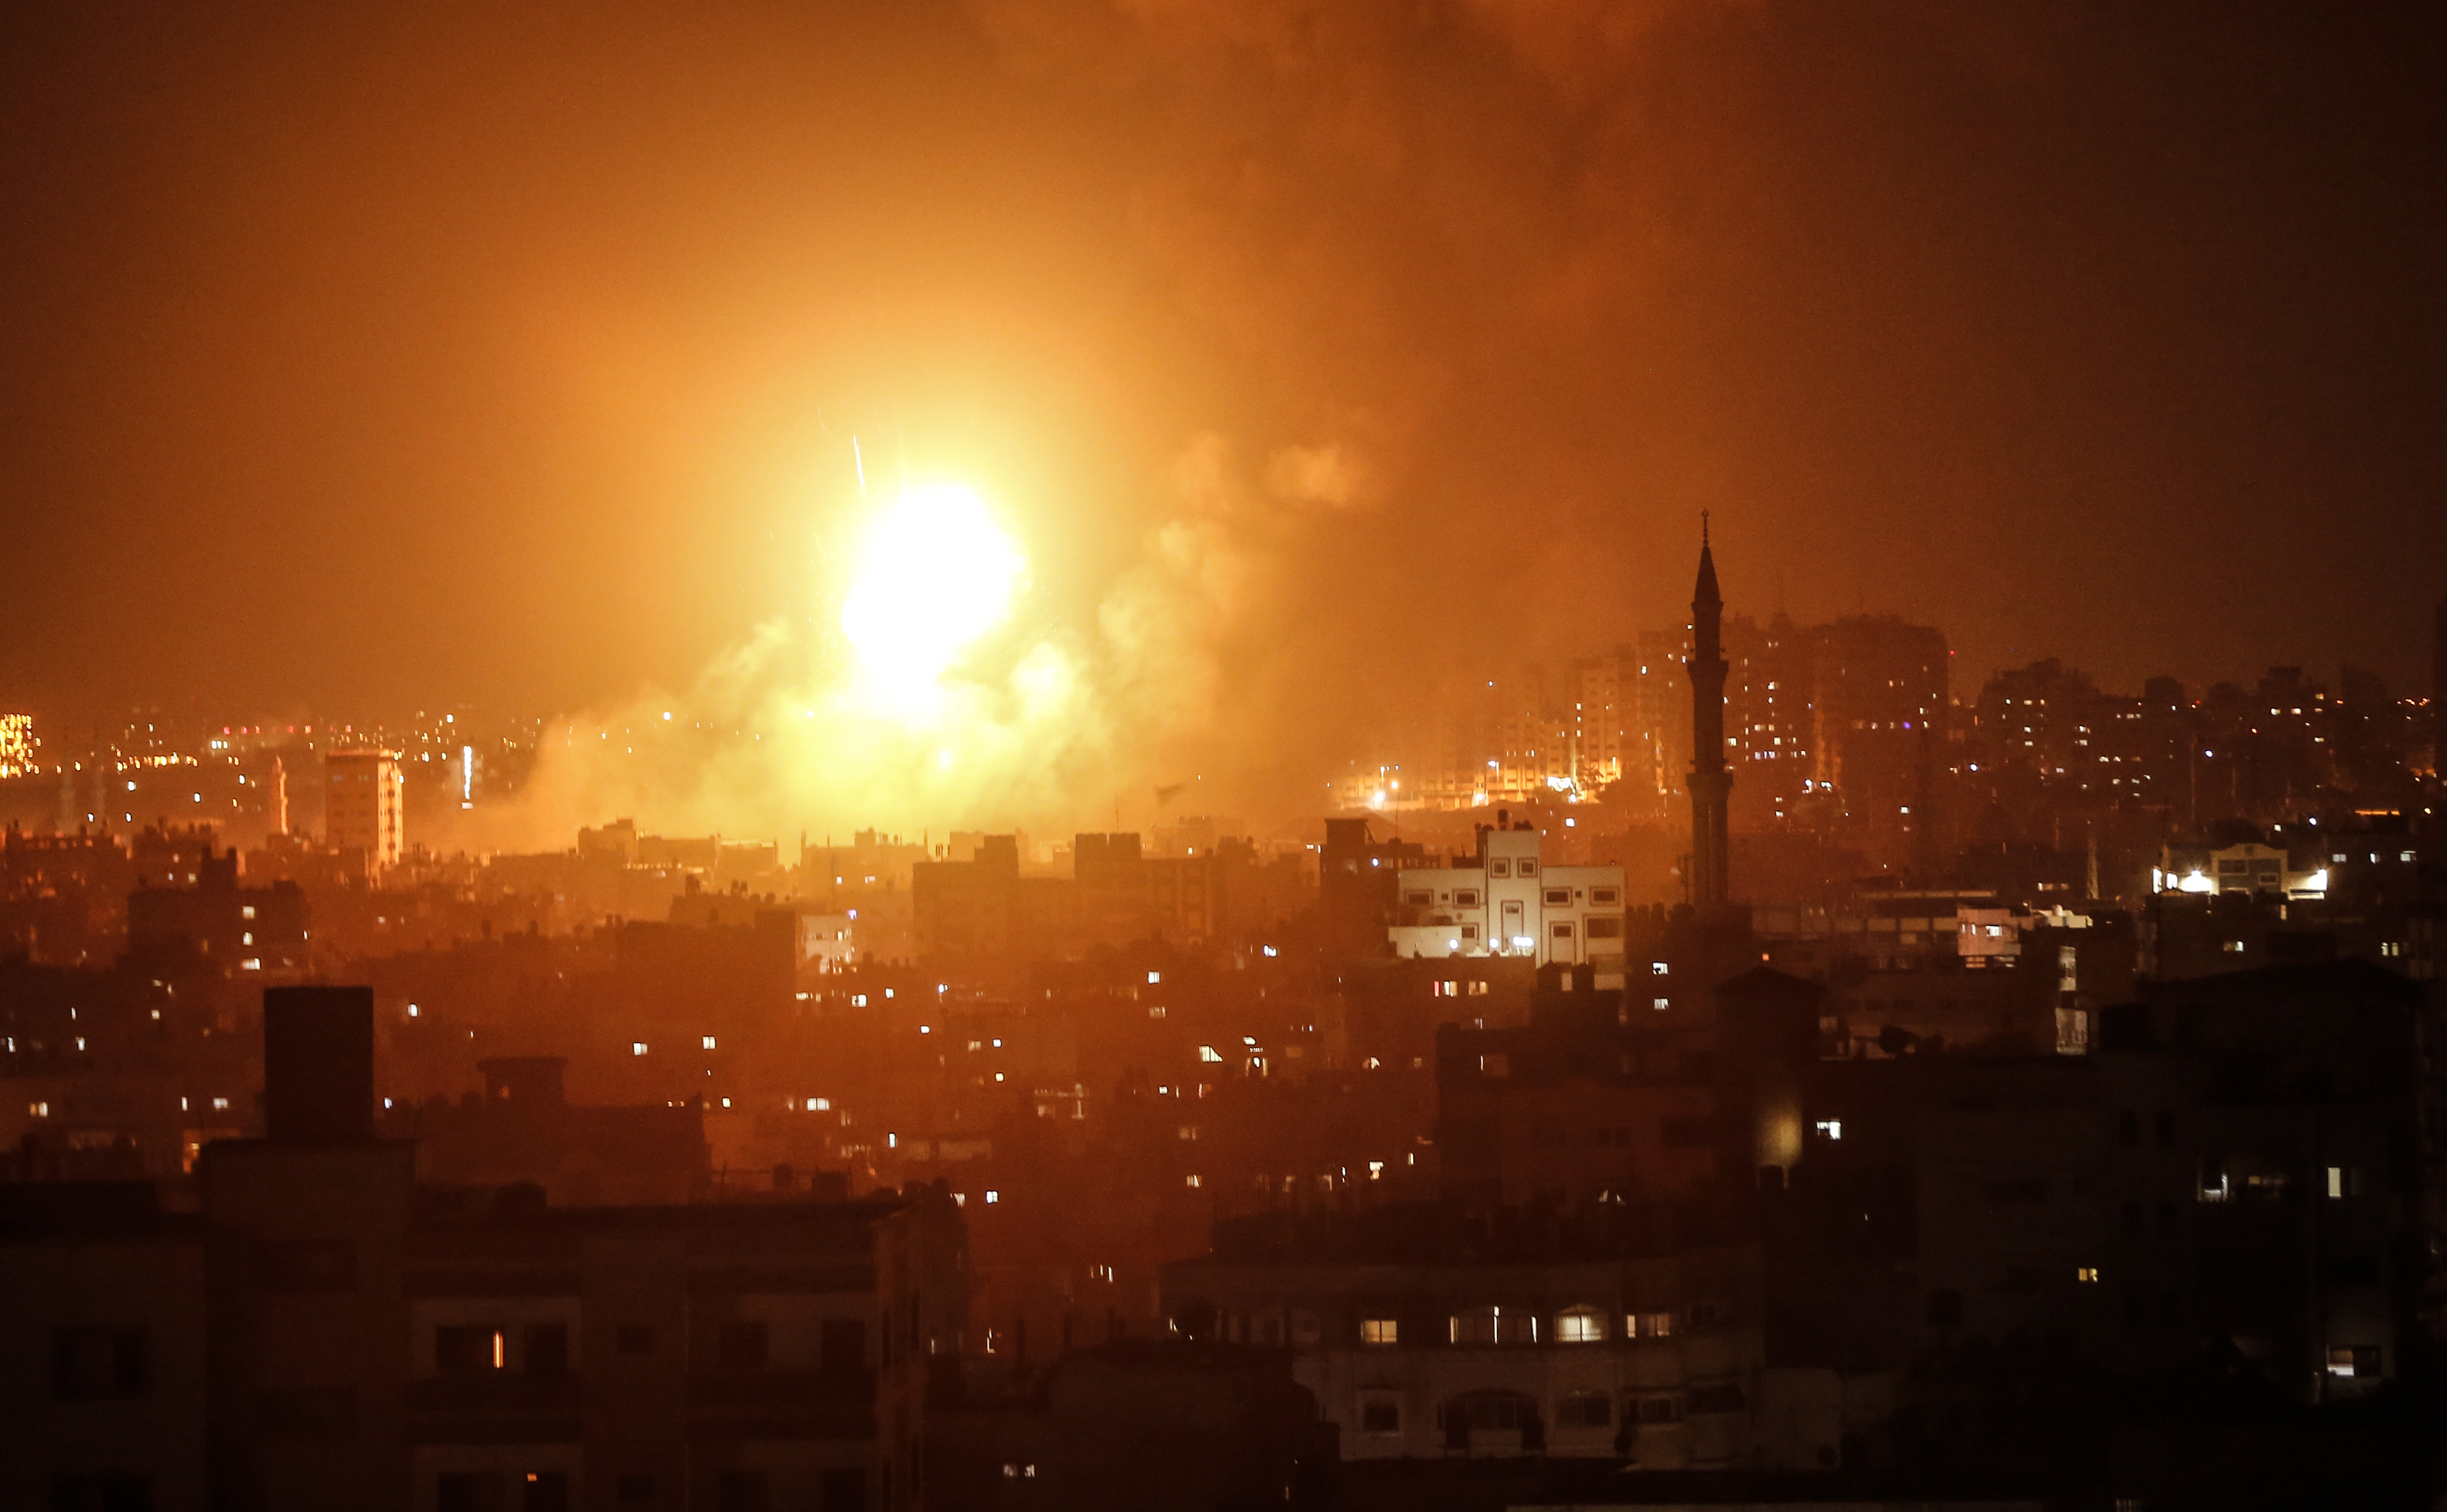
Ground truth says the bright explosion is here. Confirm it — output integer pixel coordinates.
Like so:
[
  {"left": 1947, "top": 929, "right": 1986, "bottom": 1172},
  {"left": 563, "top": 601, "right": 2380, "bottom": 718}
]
[{"left": 838, "top": 481, "right": 1028, "bottom": 713}]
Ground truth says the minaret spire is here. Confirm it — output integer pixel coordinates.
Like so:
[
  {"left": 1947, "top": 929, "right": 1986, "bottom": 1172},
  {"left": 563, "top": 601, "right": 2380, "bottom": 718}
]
[{"left": 1684, "top": 521, "right": 1732, "bottom": 909}]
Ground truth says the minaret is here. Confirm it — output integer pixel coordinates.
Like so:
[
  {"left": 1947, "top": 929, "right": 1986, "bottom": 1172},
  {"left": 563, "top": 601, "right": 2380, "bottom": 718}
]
[{"left": 1684, "top": 519, "right": 1732, "bottom": 908}]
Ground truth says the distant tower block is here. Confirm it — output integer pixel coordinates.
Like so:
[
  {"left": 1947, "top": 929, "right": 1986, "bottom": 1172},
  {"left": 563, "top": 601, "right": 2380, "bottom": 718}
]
[
  {"left": 324, "top": 748, "right": 405, "bottom": 872},
  {"left": 1684, "top": 521, "right": 1732, "bottom": 908}
]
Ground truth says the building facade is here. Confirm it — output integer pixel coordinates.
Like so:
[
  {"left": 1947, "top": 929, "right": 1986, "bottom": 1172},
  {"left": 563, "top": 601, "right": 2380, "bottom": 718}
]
[
  {"left": 1387, "top": 821, "right": 1626, "bottom": 968},
  {"left": 325, "top": 749, "right": 406, "bottom": 872}
]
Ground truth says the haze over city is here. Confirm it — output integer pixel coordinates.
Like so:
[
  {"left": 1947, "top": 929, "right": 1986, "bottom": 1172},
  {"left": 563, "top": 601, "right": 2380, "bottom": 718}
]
[
  {"left": 1, "top": 5, "right": 2442, "bottom": 1511},
  {"left": 6, "top": 2, "right": 2442, "bottom": 838}
]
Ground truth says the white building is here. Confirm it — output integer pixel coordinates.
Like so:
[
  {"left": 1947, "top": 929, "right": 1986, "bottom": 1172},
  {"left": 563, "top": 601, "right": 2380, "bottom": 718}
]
[
  {"left": 324, "top": 748, "right": 405, "bottom": 872},
  {"left": 1387, "top": 822, "right": 1627, "bottom": 969},
  {"left": 2153, "top": 841, "right": 2324, "bottom": 900}
]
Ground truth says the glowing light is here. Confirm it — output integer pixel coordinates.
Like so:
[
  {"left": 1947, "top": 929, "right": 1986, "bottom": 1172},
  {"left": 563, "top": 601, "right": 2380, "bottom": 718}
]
[{"left": 840, "top": 482, "right": 1026, "bottom": 707}]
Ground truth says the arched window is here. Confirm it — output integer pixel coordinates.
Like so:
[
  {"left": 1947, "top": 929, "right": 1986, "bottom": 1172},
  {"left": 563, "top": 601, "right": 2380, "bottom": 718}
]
[{"left": 1555, "top": 1306, "right": 1606, "bottom": 1343}]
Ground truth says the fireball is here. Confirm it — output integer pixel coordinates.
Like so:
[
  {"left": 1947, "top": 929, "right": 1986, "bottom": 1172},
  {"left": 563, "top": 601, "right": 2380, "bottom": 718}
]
[{"left": 839, "top": 481, "right": 1027, "bottom": 711}]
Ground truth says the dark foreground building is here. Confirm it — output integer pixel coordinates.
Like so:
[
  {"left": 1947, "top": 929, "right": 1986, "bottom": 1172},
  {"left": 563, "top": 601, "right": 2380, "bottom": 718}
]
[{"left": 1, "top": 985, "right": 968, "bottom": 1512}]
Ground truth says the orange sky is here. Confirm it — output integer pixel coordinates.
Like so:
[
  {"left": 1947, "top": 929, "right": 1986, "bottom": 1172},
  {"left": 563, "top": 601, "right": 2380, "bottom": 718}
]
[{"left": 3, "top": 1, "right": 2441, "bottom": 820}]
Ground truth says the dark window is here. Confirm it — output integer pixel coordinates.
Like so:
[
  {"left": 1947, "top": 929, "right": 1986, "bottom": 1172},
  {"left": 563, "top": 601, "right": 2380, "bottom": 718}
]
[
  {"left": 716, "top": 1471, "right": 768, "bottom": 1512},
  {"left": 2155, "top": 1109, "right": 2177, "bottom": 1146},
  {"left": 1440, "top": 1120, "right": 1497, "bottom": 1156},
  {"left": 257, "top": 1240, "right": 355, "bottom": 1293},
  {"left": 2118, "top": 1110, "right": 2139, "bottom": 1146},
  {"left": 1555, "top": 1390, "right": 1610, "bottom": 1428},
  {"left": 820, "top": 1319, "right": 867, "bottom": 1377},
  {"left": 1360, "top": 1397, "right": 1401, "bottom": 1433},
  {"left": 437, "top": 1473, "right": 505, "bottom": 1512},
  {"left": 1661, "top": 1116, "right": 1713, "bottom": 1148},
  {"left": 51, "top": 1327, "right": 149, "bottom": 1400},
  {"left": 1686, "top": 1380, "right": 1746, "bottom": 1414},
  {"left": 45, "top": 1473, "right": 151, "bottom": 1512},
  {"left": 819, "top": 1469, "right": 867, "bottom": 1512},
  {"left": 615, "top": 1475, "right": 655, "bottom": 1505},
  {"left": 525, "top": 1324, "right": 570, "bottom": 1377},
  {"left": 1543, "top": 888, "right": 1572, "bottom": 907},
  {"left": 521, "top": 1473, "right": 569, "bottom": 1512},
  {"left": 1586, "top": 916, "right": 1622, "bottom": 939},
  {"left": 1633, "top": 1394, "right": 1683, "bottom": 1424},
  {"left": 436, "top": 1326, "right": 500, "bottom": 1374},
  {"left": 2321, "top": 1255, "right": 2383, "bottom": 1289},
  {"left": 718, "top": 1321, "right": 768, "bottom": 1372},
  {"left": 258, "top": 1387, "right": 356, "bottom": 1440},
  {"left": 615, "top": 1324, "right": 656, "bottom": 1354},
  {"left": 1452, "top": 890, "right": 1481, "bottom": 907}
]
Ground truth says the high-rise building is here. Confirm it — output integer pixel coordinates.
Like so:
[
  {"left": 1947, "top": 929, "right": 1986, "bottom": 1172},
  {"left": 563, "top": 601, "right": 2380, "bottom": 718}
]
[
  {"left": 324, "top": 748, "right": 404, "bottom": 870},
  {"left": 2433, "top": 593, "right": 2445, "bottom": 756},
  {"left": 1813, "top": 616, "right": 1948, "bottom": 818},
  {"left": 1684, "top": 527, "right": 1731, "bottom": 908},
  {"left": 0, "top": 713, "right": 32, "bottom": 779}
]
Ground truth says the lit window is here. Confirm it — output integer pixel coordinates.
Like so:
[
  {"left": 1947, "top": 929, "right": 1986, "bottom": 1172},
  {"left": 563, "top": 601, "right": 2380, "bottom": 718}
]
[
  {"left": 1184, "top": 1174, "right": 1201, "bottom": 1188},
  {"left": 632, "top": 1043, "right": 648, "bottom": 1056},
  {"left": 1555, "top": 1306, "right": 1606, "bottom": 1343},
  {"left": 1148, "top": 970, "right": 1161, "bottom": 984},
  {"left": 1814, "top": 1119, "right": 1841, "bottom": 1140},
  {"left": 1631, "top": 1311, "right": 1675, "bottom": 1339},
  {"left": 1360, "top": 1318, "right": 1398, "bottom": 1345},
  {"left": 2075, "top": 1266, "right": 2100, "bottom": 1284},
  {"left": 1448, "top": 1307, "right": 1501, "bottom": 1345},
  {"left": 1651, "top": 962, "right": 1670, "bottom": 976},
  {"left": 2328, "top": 1345, "right": 2381, "bottom": 1378},
  {"left": 807, "top": 1097, "right": 829, "bottom": 1111},
  {"left": 1653, "top": 997, "right": 1669, "bottom": 1012},
  {"left": 985, "top": 1190, "right": 999, "bottom": 1204},
  {"left": 702, "top": 1035, "right": 717, "bottom": 1050}
]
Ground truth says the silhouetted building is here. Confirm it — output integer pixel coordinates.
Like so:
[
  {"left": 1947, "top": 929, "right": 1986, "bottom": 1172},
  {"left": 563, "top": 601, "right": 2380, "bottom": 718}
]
[
  {"left": 127, "top": 844, "right": 309, "bottom": 976},
  {"left": 928, "top": 1341, "right": 1326, "bottom": 1510},
  {"left": 3, "top": 983, "right": 972, "bottom": 1511},
  {"left": 0, "top": 1181, "right": 209, "bottom": 1510},
  {"left": 1163, "top": 1205, "right": 1779, "bottom": 1470},
  {"left": 406, "top": 1057, "right": 711, "bottom": 1205},
  {"left": 1320, "top": 818, "right": 1426, "bottom": 954},
  {"left": 1810, "top": 616, "right": 1948, "bottom": 822}
]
